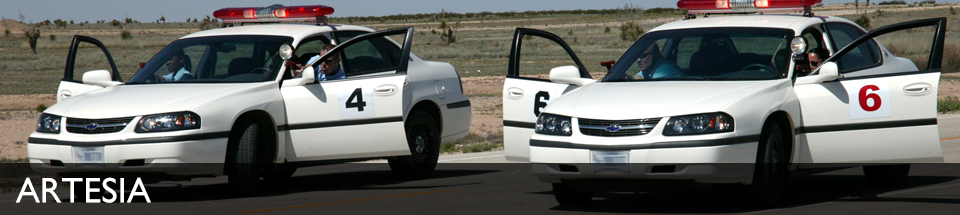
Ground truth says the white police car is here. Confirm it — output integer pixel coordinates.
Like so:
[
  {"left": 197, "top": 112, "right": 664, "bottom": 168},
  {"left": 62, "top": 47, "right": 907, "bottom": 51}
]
[
  {"left": 502, "top": 0, "right": 947, "bottom": 206},
  {"left": 28, "top": 4, "right": 471, "bottom": 195}
]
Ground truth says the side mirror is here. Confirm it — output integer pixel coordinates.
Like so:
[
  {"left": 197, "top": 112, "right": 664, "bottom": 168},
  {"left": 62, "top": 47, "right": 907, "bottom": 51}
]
[
  {"left": 82, "top": 70, "right": 122, "bottom": 87},
  {"left": 282, "top": 66, "right": 316, "bottom": 87},
  {"left": 795, "top": 62, "right": 840, "bottom": 85},
  {"left": 549, "top": 65, "right": 595, "bottom": 86},
  {"left": 279, "top": 44, "right": 293, "bottom": 61}
]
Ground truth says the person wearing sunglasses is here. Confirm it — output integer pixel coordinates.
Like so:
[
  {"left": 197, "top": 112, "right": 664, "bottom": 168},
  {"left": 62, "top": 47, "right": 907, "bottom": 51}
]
[
  {"left": 796, "top": 48, "right": 830, "bottom": 77},
  {"left": 287, "top": 44, "right": 346, "bottom": 81},
  {"left": 627, "top": 43, "right": 681, "bottom": 80}
]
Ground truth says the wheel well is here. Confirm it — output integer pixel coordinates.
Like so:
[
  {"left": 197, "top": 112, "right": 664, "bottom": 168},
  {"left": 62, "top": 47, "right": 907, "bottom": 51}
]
[
  {"left": 764, "top": 111, "right": 794, "bottom": 162},
  {"left": 409, "top": 100, "right": 442, "bottom": 133},
  {"left": 225, "top": 110, "right": 278, "bottom": 166}
]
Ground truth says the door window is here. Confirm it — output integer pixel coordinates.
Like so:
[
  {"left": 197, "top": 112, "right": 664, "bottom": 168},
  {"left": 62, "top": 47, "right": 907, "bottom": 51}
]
[
  {"left": 69, "top": 42, "right": 117, "bottom": 82},
  {"left": 509, "top": 30, "right": 589, "bottom": 80},
  {"left": 825, "top": 23, "right": 882, "bottom": 73}
]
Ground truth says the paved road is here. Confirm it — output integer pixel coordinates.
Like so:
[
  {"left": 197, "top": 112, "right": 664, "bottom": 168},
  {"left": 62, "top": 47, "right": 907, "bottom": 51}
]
[{"left": 3, "top": 115, "right": 960, "bottom": 214}]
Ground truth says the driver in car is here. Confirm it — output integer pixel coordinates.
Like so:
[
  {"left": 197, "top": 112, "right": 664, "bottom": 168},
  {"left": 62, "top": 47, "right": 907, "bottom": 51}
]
[
  {"left": 287, "top": 44, "right": 345, "bottom": 82},
  {"left": 628, "top": 43, "right": 681, "bottom": 80},
  {"left": 161, "top": 50, "right": 193, "bottom": 81}
]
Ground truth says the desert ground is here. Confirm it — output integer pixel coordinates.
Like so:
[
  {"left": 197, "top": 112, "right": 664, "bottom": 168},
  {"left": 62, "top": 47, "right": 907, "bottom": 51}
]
[{"left": 2, "top": 3, "right": 960, "bottom": 160}]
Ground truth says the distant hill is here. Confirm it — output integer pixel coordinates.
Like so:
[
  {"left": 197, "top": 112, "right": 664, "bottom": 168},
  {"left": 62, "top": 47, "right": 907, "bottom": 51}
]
[{"left": 0, "top": 19, "right": 29, "bottom": 34}]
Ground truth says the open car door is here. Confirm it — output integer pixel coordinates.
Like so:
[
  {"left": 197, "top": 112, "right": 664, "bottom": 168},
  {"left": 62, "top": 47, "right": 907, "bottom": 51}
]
[
  {"left": 503, "top": 28, "right": 591, "bottom": 161},
  {"left": 280, "top": 28, "right": 413, "bottom": 161},
  {"left": 57, "top": 35, "right": 122, "bottom": 102},
  {"left": 794, "top": 18, "right": 946, "bottom": 163}
]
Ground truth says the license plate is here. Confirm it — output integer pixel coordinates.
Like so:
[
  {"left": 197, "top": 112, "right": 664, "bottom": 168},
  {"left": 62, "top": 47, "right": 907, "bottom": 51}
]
[
  {"left": 74, "top": 147, "right": 104, "bottom": 163},
  {"left": 591, "top": 150, "right": 629, "bottom": 173}
]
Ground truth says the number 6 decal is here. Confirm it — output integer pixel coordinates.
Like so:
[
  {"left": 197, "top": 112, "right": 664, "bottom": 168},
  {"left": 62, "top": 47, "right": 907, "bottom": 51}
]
[
  {"left": 859, "top": 85, "right": 881, "bottom": 112},
  {"left": 848, "top": 81, "right": 890, "bottom": 120},
  {"left": 339, "top": 87, "right": 375, "bottom": 119}
]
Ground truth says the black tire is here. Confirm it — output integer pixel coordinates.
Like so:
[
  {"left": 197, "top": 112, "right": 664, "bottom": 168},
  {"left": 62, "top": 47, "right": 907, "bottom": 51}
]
[
  {"left": 263, "top": 168, "right": 297, "bottom": 181},
  {"left": 552, "top": 183, "right": 593, "bottom": 205},
  {"left": 228, "top": 121, "right": 260, "bottom": 196},
  {"left": 751, "top": 122, "right": 788, "bottom": 208},
  {"left": 389, "top": 111, "right": 440, "bottom": 180},
  {"left": 863, "top": 164, "right": 910, "bottom": 187}
]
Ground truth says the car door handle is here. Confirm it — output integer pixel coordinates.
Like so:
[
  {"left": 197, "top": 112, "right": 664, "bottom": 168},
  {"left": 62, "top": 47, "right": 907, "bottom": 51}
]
[
  {"left": 903, "top": 82, "right": 932, "bottom": 95},
  {"left": 59, "top": 90, "right": 72, "bottom": 99},
  {"left": 506, "top": 87, "right": 524, "bottom": 98},
  {"left": 374, "top": 85, "right": 399, "bottom": 95}
]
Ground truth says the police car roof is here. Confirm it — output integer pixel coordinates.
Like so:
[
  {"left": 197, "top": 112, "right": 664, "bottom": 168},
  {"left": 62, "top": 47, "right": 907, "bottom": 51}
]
[
  {"left": 650, "top": 14, "right": 858, "bottom": 35},
  {"left": 181, "top": 23, "right": 375, "bottom": 40}
]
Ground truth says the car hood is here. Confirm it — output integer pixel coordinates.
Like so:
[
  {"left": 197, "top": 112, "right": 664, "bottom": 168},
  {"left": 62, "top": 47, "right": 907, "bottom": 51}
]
[
  {"left": 45, "top": 83, "right": 272, "bottom": 118},
  {"left": 544, "top": 80, "right": 778, "bottom": 119}
]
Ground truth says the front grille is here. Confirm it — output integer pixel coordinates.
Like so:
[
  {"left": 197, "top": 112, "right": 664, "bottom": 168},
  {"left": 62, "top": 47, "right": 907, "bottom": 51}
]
[
  {"left": 578, "top": 118, "right": 661, "bottom": 137},
  {"left": 66, "top": 117, "right": 136, "bottom": 134}
]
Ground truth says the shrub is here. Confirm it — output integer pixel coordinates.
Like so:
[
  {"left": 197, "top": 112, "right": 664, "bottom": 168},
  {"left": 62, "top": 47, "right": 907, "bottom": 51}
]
[
  {"left": 48, "top": 34, "right": 55, "bottom": 41},
  {"left": 604, "top": 26, "right": 611, "bottom": 33},
  {"left": 36, "top": 104, "right": 47, "bottom": 112},
  {"left": 567, "top": 30, "right": 573, "bottom": 36},
  {"left": 121, "top": 31, "right": 132, "bottom": 40},
  {"left": 938, "top": 96, "right": 960, "bottom": 113},
  {"left": 878, "top": 0, "right": 906, "bottom": 5},
  {"left": 3, "top": 29, "right": 9, "bottom": 36},
  {"left": 619, "top": 22, "right": 644, "bottom": 41},
  {"left": 854, "top": 15, "right": 871, "bottom": 29}
]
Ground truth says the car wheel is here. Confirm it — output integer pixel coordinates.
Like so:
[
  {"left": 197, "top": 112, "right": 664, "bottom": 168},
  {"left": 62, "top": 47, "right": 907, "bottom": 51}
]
[
  {"left": 552, "top": 183, "right": 593, "bottom": 205},
  {"left": 389, "top": 111, "right": 440, "bottom": 180},
  {"left": 228, "top": 120, "right": 260, "bottom": 196},
  {"left": 863, "top": 164, "right": 910, "bottom": 187},
  {"left": 263, "top": 168, "right": 297, "bottom": 181},
  {"left": 751, "top": 122, "right": 787, "bottom": 207}
]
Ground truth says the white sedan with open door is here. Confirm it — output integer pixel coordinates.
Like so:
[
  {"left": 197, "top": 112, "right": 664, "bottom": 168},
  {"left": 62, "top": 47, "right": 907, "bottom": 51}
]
[
  {"left": 28, "top": 4, "right": 471, "bottom": 196},
  {"left": 504, "top": 11, "right": 947, "bottom": 206}
]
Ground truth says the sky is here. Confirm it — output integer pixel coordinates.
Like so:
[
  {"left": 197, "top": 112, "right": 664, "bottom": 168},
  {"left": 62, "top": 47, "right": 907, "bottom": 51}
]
[{"left": 2, "top": 0, "right": 958, "bottom": 24}]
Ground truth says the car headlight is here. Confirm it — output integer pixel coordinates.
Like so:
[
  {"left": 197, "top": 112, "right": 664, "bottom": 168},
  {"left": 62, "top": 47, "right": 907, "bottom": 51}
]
[
  {"left": 36, "top": 113, "right": 62, "bottom": 134},
  {"left": 135, "top": 111, "right": 201, "bottom": 133},
  {"left": 535, "top": 113, "right": 572, "bottom": 136},
  {"left": 663, "top": 112, "right": 734, "bottom": 136}
]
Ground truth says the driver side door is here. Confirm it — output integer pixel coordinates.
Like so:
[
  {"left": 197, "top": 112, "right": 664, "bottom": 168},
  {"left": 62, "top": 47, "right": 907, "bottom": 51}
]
[
  {"left": 503, "top": 28, "right": 592, "bottom": 161},
  {"left": 281, "top": 28, "right": 414, "bottom": 161},
  {"left": 57, "top": 35, "right": 121, "bottom": 102}
]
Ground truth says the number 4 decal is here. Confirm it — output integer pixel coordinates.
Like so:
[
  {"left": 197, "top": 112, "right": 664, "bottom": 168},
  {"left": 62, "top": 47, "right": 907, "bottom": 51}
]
[
  {"left": 346, "top": 88, "right": 367, "bottom": 111},
  {"left": 339, "top": 87, "right": 375, "bottom": 119},
  {"left": 848, "top": 80, "right": 891, "bottom": 119}
]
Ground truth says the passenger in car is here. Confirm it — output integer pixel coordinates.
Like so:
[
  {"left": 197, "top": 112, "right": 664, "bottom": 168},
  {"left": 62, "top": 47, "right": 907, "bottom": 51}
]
[
  {"left": 160, "top": 50, "right": 193, "bottom": 81},
  {"left": 287, "top": 44, "right": 345, "bottom": 82},
  {"left": 629, "top": 43, "right": 682, "bottom": 79}
]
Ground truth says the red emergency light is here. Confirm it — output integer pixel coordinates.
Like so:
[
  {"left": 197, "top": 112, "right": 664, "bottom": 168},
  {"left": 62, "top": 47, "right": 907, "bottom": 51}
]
[
  {"left": 213, "top": 4, "right": 335, "bottom": 24},
  {"left": 677, "top": 0, "right": 822, "bottom": 14}
]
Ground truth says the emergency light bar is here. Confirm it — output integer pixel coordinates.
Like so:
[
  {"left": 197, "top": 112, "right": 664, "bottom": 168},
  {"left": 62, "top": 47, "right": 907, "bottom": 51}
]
[
  {"left": 213, "top": 4, "right": 335, "bottom": 24},
  {"left": 678, "top": 0, "right": 821, "bottom": 14}
]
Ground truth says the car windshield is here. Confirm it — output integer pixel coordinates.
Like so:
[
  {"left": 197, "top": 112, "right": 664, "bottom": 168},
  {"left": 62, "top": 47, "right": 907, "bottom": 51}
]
[
  {"left": 127, "top": 35, "right": 293, "bottom": 84},
  {"left": 602, "top": 27, "right": 795, "bottom": 82}
]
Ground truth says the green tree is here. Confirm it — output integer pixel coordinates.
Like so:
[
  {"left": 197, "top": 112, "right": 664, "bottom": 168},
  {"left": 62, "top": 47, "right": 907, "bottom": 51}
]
[{"left": 160, "top": 15, "right": 166, "bottom": 24}]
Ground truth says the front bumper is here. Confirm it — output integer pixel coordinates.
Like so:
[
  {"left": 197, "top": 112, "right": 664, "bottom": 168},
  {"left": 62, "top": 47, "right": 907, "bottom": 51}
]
[
  {"left": 27, "top": 135, "right": 228, "bottom": 177},
  {"left": 530, "top": 134, "right": 759, "bottom": 187}
]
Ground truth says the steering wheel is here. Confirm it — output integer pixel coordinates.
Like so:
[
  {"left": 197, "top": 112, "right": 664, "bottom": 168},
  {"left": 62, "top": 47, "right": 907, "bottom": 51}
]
[
  {"left": 741, "top": 63, "right": 777, "bottom": 75},
  {"left": 250, "top": 67, "right": 272, "bottom": 75}
]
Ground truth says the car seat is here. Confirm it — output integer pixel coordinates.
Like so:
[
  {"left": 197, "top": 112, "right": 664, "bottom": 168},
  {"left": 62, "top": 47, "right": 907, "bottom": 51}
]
[{"left": 228, "top": 57, "right": 255, "bottom": 76}]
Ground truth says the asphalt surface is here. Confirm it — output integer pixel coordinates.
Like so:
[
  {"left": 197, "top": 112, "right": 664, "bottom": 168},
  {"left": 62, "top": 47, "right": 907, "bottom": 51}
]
[{"left": 3, "top": 115, "right": 960, "bottom": 214}]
